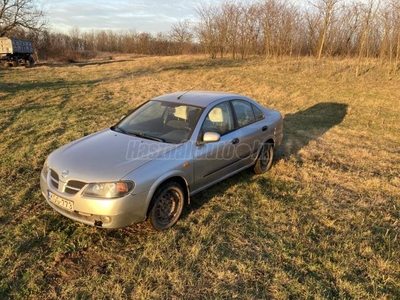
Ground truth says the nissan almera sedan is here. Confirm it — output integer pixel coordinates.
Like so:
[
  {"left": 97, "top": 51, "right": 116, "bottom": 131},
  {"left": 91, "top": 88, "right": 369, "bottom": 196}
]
[{"left": 40, "top": 91, "right": 283, "bottom": 230}]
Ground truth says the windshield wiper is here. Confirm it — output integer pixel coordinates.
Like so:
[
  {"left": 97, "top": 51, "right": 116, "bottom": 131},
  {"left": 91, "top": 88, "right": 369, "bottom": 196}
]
[
  {"left": 111, "top": 126, "right": 128, "bottom": 134},
  {"left": 128, "top": 131, "right": 165, "bottom": 143}
]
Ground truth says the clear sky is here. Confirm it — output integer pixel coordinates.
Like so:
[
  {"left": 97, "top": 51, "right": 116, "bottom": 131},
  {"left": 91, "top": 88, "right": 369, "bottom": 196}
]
[{"left": 43, "top": 0, "right": 217, "bottom": 34}]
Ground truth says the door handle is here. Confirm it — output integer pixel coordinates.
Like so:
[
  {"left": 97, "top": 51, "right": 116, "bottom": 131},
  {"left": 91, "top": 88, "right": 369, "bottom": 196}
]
[
  {"left": 262, "top": 126, "right": 268, "bottom": 131},
  {"left": 231, "top": 138, "right": 239, "bottom": 144}
]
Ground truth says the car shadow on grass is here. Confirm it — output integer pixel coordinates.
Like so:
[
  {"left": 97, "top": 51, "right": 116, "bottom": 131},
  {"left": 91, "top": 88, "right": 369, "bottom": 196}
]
[
  {"left": 181, "top": 102, "right": 348, "bottom": 220},
  {"left": 276, "top": 102, "right": 348, "bottom": 161}
]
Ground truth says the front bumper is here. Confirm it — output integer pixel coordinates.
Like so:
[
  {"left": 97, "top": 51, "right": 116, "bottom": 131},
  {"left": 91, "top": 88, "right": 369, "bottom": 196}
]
[{"left": 40, "top": 168, "right": 149, "bottom": 228}]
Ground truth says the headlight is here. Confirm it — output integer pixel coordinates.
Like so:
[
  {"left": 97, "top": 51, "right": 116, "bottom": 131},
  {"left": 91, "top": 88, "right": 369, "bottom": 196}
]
[{"left": 82, "top": 181, "right": 134, "bottom": 199}]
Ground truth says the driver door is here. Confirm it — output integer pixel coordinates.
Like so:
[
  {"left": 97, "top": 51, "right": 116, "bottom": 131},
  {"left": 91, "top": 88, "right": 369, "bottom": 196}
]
[{"left": 192, "top": 101, "right": 241, "bottom": 191}]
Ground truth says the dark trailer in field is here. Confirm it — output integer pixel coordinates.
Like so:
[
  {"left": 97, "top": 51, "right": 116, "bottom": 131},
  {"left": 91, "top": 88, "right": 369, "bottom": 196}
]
[{"left": 0, "top": 37, "right": 35, "bottom": 67}]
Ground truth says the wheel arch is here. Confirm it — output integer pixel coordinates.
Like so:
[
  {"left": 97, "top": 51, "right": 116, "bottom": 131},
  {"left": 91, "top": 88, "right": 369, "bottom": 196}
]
[
  {"left": 256, "top": 136, "right": 275, "bottom": 157},
  {"left": 145, "top": 174, "right": 190, "bottom": 218},
  {"left": 264, "top": 136, "right": 275, "bottom": 146}
]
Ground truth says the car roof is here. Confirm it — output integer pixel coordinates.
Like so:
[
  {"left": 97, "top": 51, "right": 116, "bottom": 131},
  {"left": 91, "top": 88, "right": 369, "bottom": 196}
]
[{"left": 151, "top": 91, "right": 252, "bottom": 108}]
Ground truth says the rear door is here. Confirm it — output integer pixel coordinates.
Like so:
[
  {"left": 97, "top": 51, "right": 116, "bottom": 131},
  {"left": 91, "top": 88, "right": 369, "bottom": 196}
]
[{"left": 231, "top": 99, "right": 267, "bottom": 168}]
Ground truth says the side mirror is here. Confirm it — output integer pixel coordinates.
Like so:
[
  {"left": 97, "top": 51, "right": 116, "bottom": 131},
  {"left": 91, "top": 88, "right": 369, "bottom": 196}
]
[{"left": 203, "top": 132, "right": 220, "bottom": 143}]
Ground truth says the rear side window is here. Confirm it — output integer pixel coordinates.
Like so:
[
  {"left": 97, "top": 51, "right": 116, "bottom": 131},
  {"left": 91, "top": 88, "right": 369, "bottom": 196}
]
[
  {"left": 232, "top": 100, "right": 256, "bottom": 127},
  {"left": 253, "top": 105, "right": 264, "bottom": 121}
]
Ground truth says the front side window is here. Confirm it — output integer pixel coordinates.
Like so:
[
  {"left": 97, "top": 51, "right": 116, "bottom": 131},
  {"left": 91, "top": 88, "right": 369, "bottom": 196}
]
[{"left": 201, "top": 102, "right": 234, "bottom": 136}]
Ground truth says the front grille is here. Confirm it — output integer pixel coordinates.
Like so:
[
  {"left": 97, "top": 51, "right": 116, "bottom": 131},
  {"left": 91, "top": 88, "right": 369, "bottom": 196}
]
[
  {"left": 65, "top": 180, "right": 86, "bottom": 195},
  {"left": 50, "top": 169, "right": 59, "bottom": 189},
  {"left": 49, "top": 169, "right": 86, "bottom": 195}
]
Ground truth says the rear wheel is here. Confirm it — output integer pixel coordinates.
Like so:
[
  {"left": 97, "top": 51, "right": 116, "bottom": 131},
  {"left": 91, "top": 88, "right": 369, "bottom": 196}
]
[
  {"left": 253, "top": 143, "right": 274, "bottom": 174},
  {"left": 148, "top": 182, "right": 184, "bottom": 231}
]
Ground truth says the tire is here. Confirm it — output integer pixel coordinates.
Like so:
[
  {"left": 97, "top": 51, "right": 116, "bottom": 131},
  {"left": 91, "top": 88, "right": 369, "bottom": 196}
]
[
  {"left": 148, "top": 182, "right": 185, "bottom": 231},
  {"left": 28, "top": 56, "right": 35, "bottom": 67},
  {"left": 253, "top": 143, "right": 274, "bottom": 174}
]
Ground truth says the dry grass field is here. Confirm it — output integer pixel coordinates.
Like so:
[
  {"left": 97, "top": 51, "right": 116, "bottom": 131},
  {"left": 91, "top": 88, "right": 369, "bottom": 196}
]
[{"left": 0, "top": 55, "right": 399, "bottom": 299}]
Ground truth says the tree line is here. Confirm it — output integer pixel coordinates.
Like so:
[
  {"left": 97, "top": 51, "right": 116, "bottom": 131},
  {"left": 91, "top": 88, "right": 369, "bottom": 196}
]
[
  {"left": 196, "top": 0, "right": 400, "bottom": 62},
  {"left": 1, "top": 0, "right": 399, "bottom": 63}
]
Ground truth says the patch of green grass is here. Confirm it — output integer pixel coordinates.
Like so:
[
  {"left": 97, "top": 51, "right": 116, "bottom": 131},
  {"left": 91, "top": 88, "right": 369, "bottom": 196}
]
[{"left": 0, "top": 56, "right": 399, "bottom": 299}]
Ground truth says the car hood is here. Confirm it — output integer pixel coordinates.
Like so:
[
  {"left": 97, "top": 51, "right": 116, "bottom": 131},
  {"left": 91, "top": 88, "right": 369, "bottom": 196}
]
[{"left": 48, "top": 129, "right": 181, "bottom": 182}]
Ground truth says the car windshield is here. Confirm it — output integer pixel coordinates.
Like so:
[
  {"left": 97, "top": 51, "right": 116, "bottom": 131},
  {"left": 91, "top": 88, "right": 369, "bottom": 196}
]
[{"left": 114, "top": 100, "right": 203, "bottom": 144}]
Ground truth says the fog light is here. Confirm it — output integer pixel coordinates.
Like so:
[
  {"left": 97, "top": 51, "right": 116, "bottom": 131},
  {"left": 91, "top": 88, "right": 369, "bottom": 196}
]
[{"left": 100, "top": 215, "right": 112, "bottom": 223}]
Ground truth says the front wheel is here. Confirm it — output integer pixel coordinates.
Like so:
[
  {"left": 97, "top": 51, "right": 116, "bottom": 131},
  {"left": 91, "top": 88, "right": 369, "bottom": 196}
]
[
  {"left": 148, "top": 182, "right": 185, "bottom": 231},
  {"left": 253, "top": 143, "right": 274, "bottom": 174}
]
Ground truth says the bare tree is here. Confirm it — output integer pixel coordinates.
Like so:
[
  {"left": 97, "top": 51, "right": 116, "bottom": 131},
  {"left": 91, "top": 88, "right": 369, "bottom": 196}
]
[
  {"left": 308, "top": 0, "right": 342, "bottom": 59},
  {"left": 69, "top": 27, "right": 83, "bottom": 51},
  {"left": 335, "top": 2, "right": 362, "bottom": 57},
  {"left": 356, "top": 0, "right": 381, "bottom": 75},
  {"left": 378, "top": 0, "right": 400, "bottom": 64},
  {"left": 260, "top": 0, "right": 282, "bottom": 57},
  {"left": 275, "top": 2, "right": 299, "bottom": 57},
  {"left": 221, "top": 2, "right": 241, "bottom": 59},
  {"left": 258, "top": 0, "right": 298, "bottom": 58},
  {"left": 0, "top": 0, "right": 46, "bottom": 37},
  {"left": 392, "top": 0, "right": 400, "bottom": 66},
  {"left": 81, "top": 30, "right": 96, "bottom": 52},
  {"left": 238, "top": 3, "right": 254, "bottom": 59},
  {"left": 195, "top": 3, "right": 220, "bottom": 58},
  {"left": 170, "top": 20, "right": 194, "bottom": 54}
]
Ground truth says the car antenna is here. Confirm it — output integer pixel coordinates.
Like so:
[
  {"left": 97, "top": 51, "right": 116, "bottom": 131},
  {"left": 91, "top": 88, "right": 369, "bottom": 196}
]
[{"left": 177, "top": 89, "right": 192, "bottom": 100}]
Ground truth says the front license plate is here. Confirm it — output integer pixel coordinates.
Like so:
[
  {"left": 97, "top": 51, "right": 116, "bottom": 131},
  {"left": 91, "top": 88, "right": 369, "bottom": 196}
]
[{"left": 48, "top": 190, "right": 74, "bottom": 211}]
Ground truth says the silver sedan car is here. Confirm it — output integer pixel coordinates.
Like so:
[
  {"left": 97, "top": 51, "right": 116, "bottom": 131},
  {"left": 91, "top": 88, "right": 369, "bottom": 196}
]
[{"left": 40, "top": 91, "right": 283, "bottom": 230}]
